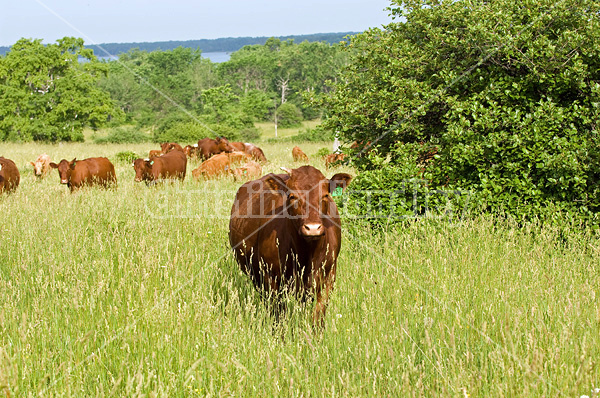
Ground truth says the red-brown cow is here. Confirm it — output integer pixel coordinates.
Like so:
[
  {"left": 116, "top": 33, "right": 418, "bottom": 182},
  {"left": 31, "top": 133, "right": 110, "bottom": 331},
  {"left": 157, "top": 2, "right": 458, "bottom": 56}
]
[
  {"left": 292, "top": 146, "right": 309, "bottom": 162},
  {"left": 229, "top": 165, "right": 352, "bottom": 327},
  {"left": 183, "top": 144, "right": 200, "bottom": 159},
  {"left": 50, "top": 157, "right": 117, "bottom": 192},
  {"left": 30, "top": 153, "right": 51, "bottom": 178},
  {"left": 230, "top": 161, "right": 262, "bottom": 181},
  {"left": 196, "top": 137, "right": 233, "bottom": 160},
  {"left": 244, "top": 143, "right": 267, "bottom": 162},
  {"left": 149, "top": 149, "right": 163, "bottom": 158},
  {"left": 324, "top": 153, "right": 347, "bottom": 168},
  {"left": 133, "top": 150, "right": 187, "bottom": 184},
  {"left": 230, "top": 142, "right": 246, "bottom": 152},
  {"left": 0, "top": 157, "right": 20, "bottom": 194},
  {"left": 160, "top": 142, "right": 184, "bottom": 154}
]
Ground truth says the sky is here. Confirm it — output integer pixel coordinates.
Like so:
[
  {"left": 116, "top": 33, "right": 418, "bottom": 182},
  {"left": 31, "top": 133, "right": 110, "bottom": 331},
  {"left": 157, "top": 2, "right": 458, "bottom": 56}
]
[{"left": 0, "top": 0, "right": 394, "bottom": 47}]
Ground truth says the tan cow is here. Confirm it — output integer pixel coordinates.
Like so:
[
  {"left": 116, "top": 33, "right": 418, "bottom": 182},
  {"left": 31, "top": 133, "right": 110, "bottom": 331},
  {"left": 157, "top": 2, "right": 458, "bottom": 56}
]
[{"left": 30, "top": 154, "right": 51, "bottom": 178}]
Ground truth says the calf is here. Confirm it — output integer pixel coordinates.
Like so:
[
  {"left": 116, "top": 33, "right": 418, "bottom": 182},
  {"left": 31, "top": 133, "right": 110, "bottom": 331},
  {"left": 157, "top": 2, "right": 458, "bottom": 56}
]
[
  {"left": 0, "top": 157, "right": 20, "bottom": 194},
  {"left": 292, "top": 146, "right": 309, "bottom": 162},
  {"left": 324, "top": 153, "right": 347, "bottom": 168},
  {"left": 229, "top": 165, "right": 352, "bottom": 327},
  {"left": 30, "top": 153, "right": 51, "bottom": 178},
  {"left": 50, "top": 157, "right": 117, "bottom": 192},
  {"left": 230, "top": 161, "right": 262, "bottom": 181},
  {"left": 133, "top": 150, "right": 187, "bottom": 184}
]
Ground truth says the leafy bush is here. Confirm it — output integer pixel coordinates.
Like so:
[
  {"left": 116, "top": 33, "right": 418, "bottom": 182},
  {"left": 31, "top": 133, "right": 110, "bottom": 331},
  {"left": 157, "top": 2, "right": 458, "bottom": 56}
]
[
  {"left": 291, "top": 125, "right": 335, "bottom": 142},
  {"left": 94, "top": 127, "right": 151, "bottom": 144},
  {"left": 276, "top": 102, "right": 303, "bottom": 128},
  {"left": 153, "top": 121, "right": 212, "bottom": 143},
  {"left": 114, "top": 151, "right": 140, "bottom": 164},
  {"left": 341, "top": 144, "right": 467, "bottom": 225},
  {"left": 322, "top": 0, "right": 600, "bottom": 225},
  {"left": 316, "top": 148, "right": 331, "bottom": 158}
]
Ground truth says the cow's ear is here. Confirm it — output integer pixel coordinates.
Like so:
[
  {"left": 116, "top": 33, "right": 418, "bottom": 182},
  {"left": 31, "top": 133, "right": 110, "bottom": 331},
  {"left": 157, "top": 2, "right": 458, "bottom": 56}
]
[
  {"left": 329, "top": 173, "right": 353, "bottom": 194},
  {"left": 70, "top": 158, "right": 77, "bottom": 169},
  {"left": 30, "top": 161, "right": 35, "bottom": 166},
  {"left": 264, "top": 173, "right": 289, "bottom": 194},
  {"left": 49, "top": 162, "right": 58, "bottom": 169}
]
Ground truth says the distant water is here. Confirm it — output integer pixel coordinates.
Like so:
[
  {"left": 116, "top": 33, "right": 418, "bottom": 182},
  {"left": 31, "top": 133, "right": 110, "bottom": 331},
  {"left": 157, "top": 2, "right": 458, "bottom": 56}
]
[
  {"left": 95, "top": 51, "right": 231, "bottom": 63},
  {"left": 202, "top": 51, "right": 231, "bottom": 63}
]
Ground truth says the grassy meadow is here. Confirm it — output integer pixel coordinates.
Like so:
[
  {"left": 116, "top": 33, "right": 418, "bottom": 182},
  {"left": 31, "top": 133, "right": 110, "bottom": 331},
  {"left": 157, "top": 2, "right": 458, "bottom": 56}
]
[{"left": 0, "top": 134, "right": 599, "bottom": 397}]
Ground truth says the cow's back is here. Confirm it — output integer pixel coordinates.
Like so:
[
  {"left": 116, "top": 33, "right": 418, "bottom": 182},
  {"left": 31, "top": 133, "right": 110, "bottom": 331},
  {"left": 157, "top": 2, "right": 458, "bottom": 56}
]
[
  {"left": 0, "top": 157, "right": 20, "bottom": 194},
  {"left": 71, "top": 157, "right": 116, "bottom": 189},
  {"left": 153, "top": 150, "right": 187, "bottom": 181},
  {"left": 192, "top": 153, "right": 229, "bottom": 179}
]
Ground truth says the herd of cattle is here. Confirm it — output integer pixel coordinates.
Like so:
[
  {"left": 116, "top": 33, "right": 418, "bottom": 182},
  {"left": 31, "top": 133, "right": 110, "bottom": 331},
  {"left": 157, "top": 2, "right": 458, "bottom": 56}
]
[{"left": 0, "top": 136, "right": 352, "bottom": 326}]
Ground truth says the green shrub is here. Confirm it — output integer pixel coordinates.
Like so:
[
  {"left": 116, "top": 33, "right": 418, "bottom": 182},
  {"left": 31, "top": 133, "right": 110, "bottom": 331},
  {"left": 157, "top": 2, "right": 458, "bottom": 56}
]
[
  {"left": 342, "top": 143, "right": 471, "bottom": 226},
  {"left": 94, "top": 127, "right": 151, "bottom": 144},
  {"left": 291, "top": 125, "right": 335, "bottom": 142},
  {"left": 153, "top": 121, "right": 212, "bottom": 143},
  {"left": 276, "top": 102, "right": 303, "bottom": 128},
  {"left": 316, "top": 148, "right": 331, "bottom": 158},
  {"left": 114, "top": 151, "right": 140, "bottom": 164},
  {"left": 321, "top": 0, "right": 600, "bottom": 225}
]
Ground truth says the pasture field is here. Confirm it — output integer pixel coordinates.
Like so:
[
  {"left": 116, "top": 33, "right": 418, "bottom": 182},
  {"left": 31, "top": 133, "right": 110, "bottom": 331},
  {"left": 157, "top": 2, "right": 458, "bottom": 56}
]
[{"left": 0, "top": 140, "right": 599, "bottom": 397}]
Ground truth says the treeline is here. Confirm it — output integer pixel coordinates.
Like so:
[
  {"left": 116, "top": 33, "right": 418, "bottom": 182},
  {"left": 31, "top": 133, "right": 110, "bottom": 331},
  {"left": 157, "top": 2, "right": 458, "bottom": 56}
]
[
  {"left": 0, "top": 32, "right": 356, "bottom": 57},
  {"left": 98, "top": 37, "right": 346, "bottom": 143},
  {"left": 0, "top": 35, "right": 348, "bottom": 142}
]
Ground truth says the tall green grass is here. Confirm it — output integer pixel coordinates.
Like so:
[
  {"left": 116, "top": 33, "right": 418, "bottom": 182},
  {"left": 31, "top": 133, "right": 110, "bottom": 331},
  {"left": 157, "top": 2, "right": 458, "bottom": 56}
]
[{"left": 0, "top": 141, "right": 598, "bottom": 396}]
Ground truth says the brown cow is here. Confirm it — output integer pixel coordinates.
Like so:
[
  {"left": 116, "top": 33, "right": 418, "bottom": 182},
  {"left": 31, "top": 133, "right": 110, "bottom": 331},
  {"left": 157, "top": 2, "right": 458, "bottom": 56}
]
[
  {"left": 50, "top": 157, "right": 117, "bottom": 192},
  {"left": 160, "top": 142, "right": 184, "bottom": 154},
  {"left": 230, "top": 142, "right": 246, "bottom": 152},
  {"left": 149, "top": 149, "right": 163, "bottom": 158},
  {"left": 30, "top": 153, "right": 51, "bottom": 178},
  {"left": 133, "top": 150, "right": 187, "bottom": 184},
  {"left": 229, "top": 165, "right": 352, "bottom": 327},
  {"left": 196, "top": 137, "right": 233, "bottom": 160},
  {"left": 292, "top": 146, "right": 309, "bottom": 163},
  {"left": 191, "top": 153, "right": 230, "bottom": 179},
  {"left": 0, "top": 157, "right": 20, "bottom": 194},
  {"left": 324, "top": 153, "right": 347, "bottom": 168},
  {"left": 244, "top": 143, "right": 267, "bottom": 162},
  {"left": 230, "top": 161, "right": 262, "bottom": 181},
  {"left": 226, "top": 151, "right": 252, "bottom": 165},
  {"left": 183, "top": 144, "right": 200, "bottom": 159},
  {"left": 192, "top": 151, "right": 252, "bottom": 180}
]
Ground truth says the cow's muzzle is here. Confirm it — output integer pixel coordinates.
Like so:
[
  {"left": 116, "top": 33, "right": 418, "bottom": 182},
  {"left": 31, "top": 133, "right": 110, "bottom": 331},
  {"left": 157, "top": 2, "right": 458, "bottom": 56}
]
[{"left": 300, "top": 223, "right": 325, "bottom": 239}]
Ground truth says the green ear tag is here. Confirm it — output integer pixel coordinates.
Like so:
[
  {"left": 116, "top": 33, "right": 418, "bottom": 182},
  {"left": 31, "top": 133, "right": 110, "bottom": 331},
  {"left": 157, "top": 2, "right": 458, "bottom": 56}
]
[
  {"left": 150, "top": 161, "right": 154, "bottom": 165},
  {"left": 332, "top": 186, "right": 343, "bottom": 197}
]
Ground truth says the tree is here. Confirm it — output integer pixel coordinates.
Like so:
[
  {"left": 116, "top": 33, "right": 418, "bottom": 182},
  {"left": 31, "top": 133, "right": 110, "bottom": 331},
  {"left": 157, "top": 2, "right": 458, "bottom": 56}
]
[
  {"left": 0, "top": 37, "right": 122, "bottom": 141},
  {"left": 321, "top": 0, "right": 600, "bottom": 221}
]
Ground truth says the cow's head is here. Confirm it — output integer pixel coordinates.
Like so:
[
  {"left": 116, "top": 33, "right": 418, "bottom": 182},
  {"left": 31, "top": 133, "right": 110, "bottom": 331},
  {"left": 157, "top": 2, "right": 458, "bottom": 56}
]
[
  {"left": 50, "top": 159, "right": 76, "bottom": 184},
  {"left": 133, "top": 158, "right": 154, "bottom": 182},
  {"left": 30, "top": 160, "right": 44, "bottom": 177},
  {"left": 264, "top": 165, "right": 352, "bottom": 240},
  {"left": 216, "top": 137, "right": 233, "bottom": 153}
]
